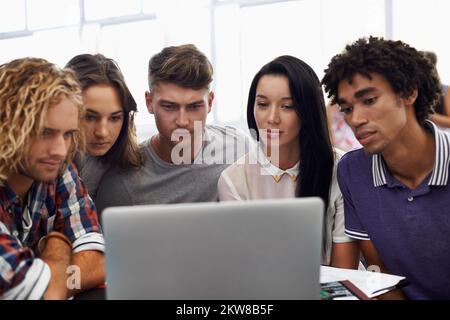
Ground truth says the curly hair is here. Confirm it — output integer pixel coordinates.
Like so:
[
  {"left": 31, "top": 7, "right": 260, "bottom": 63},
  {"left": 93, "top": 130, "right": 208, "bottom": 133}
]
[
  {"left": 65, "top": 53, "right": 144, "bottom": 169},
  {"left": 0, "top": 57, "right": 84, "bottom": 182},
  {"left": 321, "top": 36, "right": 441, "bottom": 125}
]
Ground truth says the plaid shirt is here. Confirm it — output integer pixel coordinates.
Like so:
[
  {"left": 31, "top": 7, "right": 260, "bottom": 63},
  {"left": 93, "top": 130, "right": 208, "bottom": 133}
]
[{"left": 0, "top": 164, "right": 105, "bottom": 299}]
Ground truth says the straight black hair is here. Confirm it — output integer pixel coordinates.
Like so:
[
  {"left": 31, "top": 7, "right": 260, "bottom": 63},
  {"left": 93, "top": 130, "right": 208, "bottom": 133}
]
[{"left": 247, "top": 55, "right": 334, "bottom": 211}]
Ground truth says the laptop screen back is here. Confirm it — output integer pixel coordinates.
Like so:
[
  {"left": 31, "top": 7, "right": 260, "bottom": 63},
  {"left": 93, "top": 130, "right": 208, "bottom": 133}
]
[{"left": 103, "top": 197, "right": 324, "bottom": 300}]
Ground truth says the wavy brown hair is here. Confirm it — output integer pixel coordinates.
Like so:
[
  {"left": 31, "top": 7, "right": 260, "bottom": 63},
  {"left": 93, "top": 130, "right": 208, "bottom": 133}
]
[
  {"left": 148, "top": 44, "right": 213, "bottom": 90},
  {"left": 0, "top": 57, "right": 84, "bottom": 182},
  {"left": 66, "top": 53, "right": 144, "bottom": 169}
]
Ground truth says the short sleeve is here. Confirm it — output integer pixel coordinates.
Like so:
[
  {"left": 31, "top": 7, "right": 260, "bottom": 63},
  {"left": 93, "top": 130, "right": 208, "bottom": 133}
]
[
  {"left": 337, "top": 158, "right": 370, "bottom": 241},
  {"left": 331, "top": 191, "right": 355, "bottom": 243}
]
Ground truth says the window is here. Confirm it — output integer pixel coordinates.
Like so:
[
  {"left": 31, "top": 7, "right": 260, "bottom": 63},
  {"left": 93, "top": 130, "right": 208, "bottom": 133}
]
[
  {"left": 98, "top": 19, "right": 166, "bottom": 140},
  {"left": 0, "top": 36, "right": 33, "bottom": 63},
  {"left": 84, "top": 0, "right": 141, "bottom": 21},
  {"left": 214, "top": 4, "right": 242, "bottom": 124},
  {"left": 0, "top": 27, "right": 80, "bottom": 66},
  {"left": 392, "top": 0, "right": 450, "bottom": 83},
  {"left": 27, "top": 0, "right": 79, "bottom": 29},
  {"left": 1, "top": 0, "right": 447, "bottom": 140},
  {"left": 0, "top": 0, "right": 26, "bottom": 32},
  {"left": 213, "top": 0, "right": 385, "bottom": 127},
  {"left": 321, "top": 0, "right": 385, "bottom": 74}
]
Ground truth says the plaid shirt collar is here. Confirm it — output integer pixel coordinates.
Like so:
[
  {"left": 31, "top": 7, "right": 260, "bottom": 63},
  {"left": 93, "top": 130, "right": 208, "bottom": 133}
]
[
  {"left": 0, "top": 182, "right": 21, "bottom": 211},
  {"left": 372, "top": 120, "right": 450, "bottom": 187},
  {"left": 1, "top": 181, "right": 39, "bottom": 243}
]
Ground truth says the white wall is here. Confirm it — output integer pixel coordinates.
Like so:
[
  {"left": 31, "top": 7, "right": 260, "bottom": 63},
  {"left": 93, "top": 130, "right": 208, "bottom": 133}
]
[{"left": 1, "top": 0, "right": 449, "bottom": 141}]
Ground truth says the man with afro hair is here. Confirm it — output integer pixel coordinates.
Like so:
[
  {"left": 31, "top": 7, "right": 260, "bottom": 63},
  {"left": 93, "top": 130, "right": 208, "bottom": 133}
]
[{"left": 322, "top": 37, "right": 450, "bottom": 300}]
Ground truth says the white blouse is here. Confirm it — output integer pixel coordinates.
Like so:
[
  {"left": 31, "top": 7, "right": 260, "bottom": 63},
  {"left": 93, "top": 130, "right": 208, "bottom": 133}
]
[{"left": 217, "top": 147, "right": 353, "bottom": 265}]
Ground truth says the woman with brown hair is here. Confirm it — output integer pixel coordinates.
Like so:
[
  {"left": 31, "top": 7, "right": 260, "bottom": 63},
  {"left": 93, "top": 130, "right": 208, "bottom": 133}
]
[{"left": 65, "top": 53, "right": 144, "bottom": 200}]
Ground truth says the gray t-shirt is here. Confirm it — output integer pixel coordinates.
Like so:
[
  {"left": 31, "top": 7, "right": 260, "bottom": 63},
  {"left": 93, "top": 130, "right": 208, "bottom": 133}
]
[
  {"left": 73, "top": 154, "right": 109, "bottom": 202},
  {"left": 95, "top": 125, "right": 250, "bottom": 217}
]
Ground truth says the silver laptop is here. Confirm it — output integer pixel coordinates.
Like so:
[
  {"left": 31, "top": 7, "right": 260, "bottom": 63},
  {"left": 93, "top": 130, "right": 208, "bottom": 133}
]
[{"left": 102, "top": 197, "right": 324, "bottom": 300}]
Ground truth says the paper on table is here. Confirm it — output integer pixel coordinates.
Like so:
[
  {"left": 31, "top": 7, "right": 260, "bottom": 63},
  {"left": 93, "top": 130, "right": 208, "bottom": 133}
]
[{"left": 320, "top": 266, "right": 407, "bottom": 298}]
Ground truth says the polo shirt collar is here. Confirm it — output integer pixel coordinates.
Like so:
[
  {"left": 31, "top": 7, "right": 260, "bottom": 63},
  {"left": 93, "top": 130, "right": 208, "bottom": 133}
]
[
  {"left": 372, "top": 120, "right": 450, "bottom": 187},
  {"left": 256, "top": 146, "right": 299, "bottom": 183}
]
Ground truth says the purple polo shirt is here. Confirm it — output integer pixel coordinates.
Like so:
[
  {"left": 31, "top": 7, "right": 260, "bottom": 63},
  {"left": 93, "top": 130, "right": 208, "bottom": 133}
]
[{"left": 337, "top": 121, "right": 450, "bottom": 300}]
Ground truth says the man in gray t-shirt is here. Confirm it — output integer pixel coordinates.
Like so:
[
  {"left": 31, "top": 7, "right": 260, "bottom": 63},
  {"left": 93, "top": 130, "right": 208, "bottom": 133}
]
[{"left": 95, "top": 44, "right": 249, "bottom": 216}]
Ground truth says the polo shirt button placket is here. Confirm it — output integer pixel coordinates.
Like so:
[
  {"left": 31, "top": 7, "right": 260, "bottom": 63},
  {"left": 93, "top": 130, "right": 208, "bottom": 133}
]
[{"left": 407, "top": 196, "right": 414, "bottom": 202}]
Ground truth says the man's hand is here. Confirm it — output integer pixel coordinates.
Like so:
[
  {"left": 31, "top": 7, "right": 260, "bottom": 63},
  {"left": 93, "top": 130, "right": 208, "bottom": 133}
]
[
  {"left": 67, "top": 250, "right": 105, "bottom": 298},
  {"left": 38, "top": 233, "right": 72, "bottom": 300}
]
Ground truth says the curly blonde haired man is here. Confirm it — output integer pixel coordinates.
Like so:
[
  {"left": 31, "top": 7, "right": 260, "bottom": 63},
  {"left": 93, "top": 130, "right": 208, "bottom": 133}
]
[{"left": 0, "top": 58, "right": 105, "bottom": 299}]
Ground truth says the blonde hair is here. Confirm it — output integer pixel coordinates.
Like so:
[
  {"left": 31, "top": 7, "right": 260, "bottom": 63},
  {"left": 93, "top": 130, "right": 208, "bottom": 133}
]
[{"left": 0, "top": 57, "right": 84, "bottom": 182}]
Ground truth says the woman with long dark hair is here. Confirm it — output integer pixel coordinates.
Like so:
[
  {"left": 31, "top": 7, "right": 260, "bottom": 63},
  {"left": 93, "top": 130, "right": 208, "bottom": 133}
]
[
  {"left": 66, "top": 53, "right": 144, "bottom": 200},
  {"left": 218, "top": 55, "right": 358, "bottom": 267}
]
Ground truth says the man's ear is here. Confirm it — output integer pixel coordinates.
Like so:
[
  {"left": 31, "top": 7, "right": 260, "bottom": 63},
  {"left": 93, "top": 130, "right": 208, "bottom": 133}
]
[
  {"left": 404, "top": 88, "right": 418, "bottom": 107},
  {"left": 207, "top": 91, "right": 214, "bottom": 114},
  {"left": 145, "top": 91, "right": 154, "bottom": 114}
]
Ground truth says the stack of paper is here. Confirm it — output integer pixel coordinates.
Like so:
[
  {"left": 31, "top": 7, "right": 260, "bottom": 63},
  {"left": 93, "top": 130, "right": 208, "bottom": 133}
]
[{"left": 320, "top": 266, "right": 407, "bottom": 299}]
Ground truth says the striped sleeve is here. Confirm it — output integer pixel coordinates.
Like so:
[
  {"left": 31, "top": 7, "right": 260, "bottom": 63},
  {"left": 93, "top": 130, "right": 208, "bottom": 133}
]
[
  {"left": 53, "top": 164, "right": 105, "bottom": 253},
  {"left": 337, "top": 158, "right": 370, "bottom": 241},
  {"left": 1, "top": 225, "right": 51, "bottom": 299},
  {"left": 72, "top": 232, "right": 105, "bottom": 254},
  {"left": 344, "top": 227, "right": 370, "bottom": 241}
]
